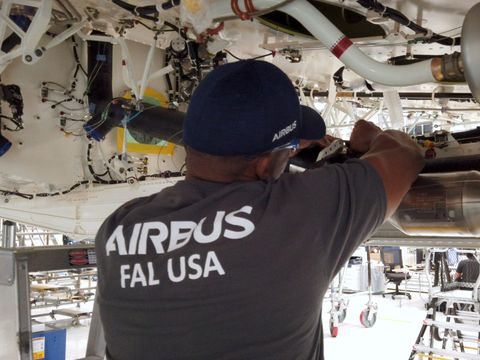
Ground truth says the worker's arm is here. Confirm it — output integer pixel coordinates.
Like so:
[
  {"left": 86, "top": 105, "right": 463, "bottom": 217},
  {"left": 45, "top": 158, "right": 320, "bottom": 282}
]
[
  {"left": 455, "top": 261, "right": 465, "bottom": 281},
  {"left": 349, "top": 120, "right": 424, "bottom": 219}
]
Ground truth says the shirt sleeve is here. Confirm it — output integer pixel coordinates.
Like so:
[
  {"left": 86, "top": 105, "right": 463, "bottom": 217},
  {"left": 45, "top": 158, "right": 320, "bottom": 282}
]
[
  {"left": 457, "top": 260, "right": 465, "bottom": 274},
  {"left": 278, "top": 158, "right": 387, "bottom": 281}
]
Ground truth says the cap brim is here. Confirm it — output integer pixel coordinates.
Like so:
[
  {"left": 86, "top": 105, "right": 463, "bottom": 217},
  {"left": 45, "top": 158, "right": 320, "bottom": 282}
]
[{"left": 300, "top": 105, "right": 326, "bottom": 140}]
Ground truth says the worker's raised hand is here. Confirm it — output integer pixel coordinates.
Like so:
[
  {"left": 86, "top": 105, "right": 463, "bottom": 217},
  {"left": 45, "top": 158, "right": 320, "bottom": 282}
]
[
  {"left": 314, "top": 134, "right": 337, "bottom": 149},
  {"left": 349, "top": 120, "right": 382, "bottom": 154},
  {"left": 297, "top": 135, "right": 337, "bottom": 152}
]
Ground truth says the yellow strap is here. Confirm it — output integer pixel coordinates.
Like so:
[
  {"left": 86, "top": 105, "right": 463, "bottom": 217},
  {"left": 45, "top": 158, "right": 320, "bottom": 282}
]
[
  {"left": 462, "top": 345, "right": 479, "bottom": 350},
  {"left": 416, "top": 353, "right": 451, "bottom": 360}
]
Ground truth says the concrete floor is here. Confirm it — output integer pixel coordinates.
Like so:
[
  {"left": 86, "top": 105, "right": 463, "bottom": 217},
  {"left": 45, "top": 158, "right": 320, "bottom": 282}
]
[
  {"left": 65, "top": 292, "right": 430, "bottom": 360},
  {"left": 322, "top": 292, "right": 427, "bottom": 360}
]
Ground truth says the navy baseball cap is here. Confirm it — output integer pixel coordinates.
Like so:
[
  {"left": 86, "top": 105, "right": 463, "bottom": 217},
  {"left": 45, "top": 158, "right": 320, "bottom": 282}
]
[{"left": 183, "top": 60, "right": 326, "bottom": 156}]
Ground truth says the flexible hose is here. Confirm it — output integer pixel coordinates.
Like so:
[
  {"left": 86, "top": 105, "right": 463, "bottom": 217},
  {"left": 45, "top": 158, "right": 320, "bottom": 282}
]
[{"left": 357, "top": 0, "right": 460, "bottom": 46}]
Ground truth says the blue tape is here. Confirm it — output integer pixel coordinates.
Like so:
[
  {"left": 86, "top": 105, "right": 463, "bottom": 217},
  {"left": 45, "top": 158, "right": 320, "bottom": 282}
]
[
  {"left": 0, "top": 140, "right": 12, "bottom": 156},
  {"left": 83, "top": 123, "right": 104, "bottom": 141}
]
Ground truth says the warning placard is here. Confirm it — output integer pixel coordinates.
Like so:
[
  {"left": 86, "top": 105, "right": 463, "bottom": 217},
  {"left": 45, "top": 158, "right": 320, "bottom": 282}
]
[{"left": 32, "top": 336, "right": 45, "bottom": 359}]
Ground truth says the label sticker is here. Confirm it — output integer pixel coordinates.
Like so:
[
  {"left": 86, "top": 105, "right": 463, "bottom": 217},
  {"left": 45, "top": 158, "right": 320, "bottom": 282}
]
[{"left": 33, "top": 336, "right": 45, "bottom": 359}]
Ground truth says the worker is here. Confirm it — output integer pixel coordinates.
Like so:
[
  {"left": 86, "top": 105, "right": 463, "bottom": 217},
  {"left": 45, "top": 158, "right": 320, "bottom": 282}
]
[
  {"left": 446, "top": 247, "right": 459, "bottom": 267},
  {"left": 95, "top": 60, "right": 424, "bottom": 360},
  {"left": 455, "top": 253, "right": 480, "bottom": 285}
]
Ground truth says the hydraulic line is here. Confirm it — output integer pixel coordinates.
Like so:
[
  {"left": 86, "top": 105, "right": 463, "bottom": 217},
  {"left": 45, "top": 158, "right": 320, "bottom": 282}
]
[
  {"left": 356, "top": 0, "right": 460, "bottom": 46},
  {"left": 388, "top": 54, "right": 439, "bottom": 66},
  {"left": 111, "top": 0, "right": 180, "bottom": 32},
  {"left": 304, "top": 90, "right": 475, "bottom": 101},
  {"left": 207, "top": 0, "right": 436, "bottom": 86},
  {"left": 112, "top": 0, "right": 157, "bottom": 17}
]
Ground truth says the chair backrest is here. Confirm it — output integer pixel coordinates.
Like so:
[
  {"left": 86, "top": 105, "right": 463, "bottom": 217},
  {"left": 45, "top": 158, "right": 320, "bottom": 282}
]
[{"left": 380, "top": 246, "right": 403, "bottom": 272}]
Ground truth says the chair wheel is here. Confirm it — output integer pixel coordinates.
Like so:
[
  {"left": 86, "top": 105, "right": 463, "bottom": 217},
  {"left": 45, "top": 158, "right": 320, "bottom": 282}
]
[
  {"left": 336, "top": 307, "right": 347, "bottom": 323},
  {"left": 360, "top": 308, "right": 377, "bottom": 328}
]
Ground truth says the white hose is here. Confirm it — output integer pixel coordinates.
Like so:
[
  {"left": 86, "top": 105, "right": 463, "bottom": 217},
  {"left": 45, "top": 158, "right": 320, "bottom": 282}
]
[{"left": 208, "top": 0, "right": 436, "bottom": 86}]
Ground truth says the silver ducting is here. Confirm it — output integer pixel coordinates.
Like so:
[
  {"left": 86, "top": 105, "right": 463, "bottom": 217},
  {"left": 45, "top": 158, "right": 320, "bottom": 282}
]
[
  {"left": 389, "top": 171, "right": 480, "bottom": 237},
  {"left": 462, "top": 2, "right": 480, "bottom": 104}
]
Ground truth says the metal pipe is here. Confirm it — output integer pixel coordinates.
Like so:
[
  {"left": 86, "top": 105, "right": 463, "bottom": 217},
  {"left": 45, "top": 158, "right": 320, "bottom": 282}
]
[
  {"left": 0, "top": 12, "right": 25, "bottom": 39},
  {"left": 54, "top": 0, "right": 74, "bottom": 20},
  {"left": 431, "top": 52, "right": 465, "bottom": 83},
  {"left": 117, "top": 38, "right": 140, "bottom": 99},
  {"left": 403, "top": 107, "right": 480, "bottom": 112},
  {"left": 1, "top": 220, "right": 16, "bottom": 247},
  {"left": 141, "top": 64, "right": 174, "bottom": 85},
  {"left": 0, "top": 20, "right": 87, "bottom": 72},
  {"left": 462, "top": 2, "right": 480, "bottom": 104},
  {"left": 389, "top": 171, "right": 480, "bottom": 237},
  {"left": 208, "top": 0, "right": 436, "bottom": 86},
  {"left": 44, "top": 19, "right": 88, "bottom": 50},
  {"left": 425, "top": 249, "right": 433, "bottom": 297},
  {"left": 422, "top": 155, "right": 480, "bottom": 174},
  {"left": 77, "top": 34, "right": 118, "bottom": 44},
  {"left": 55, "top": 0, "right": 82, "bottom": 21},
  {"left": 281, "top": 0, "right": 435, "bottom": 86},
  {"left": 139, "top": 37, "right": 157, "bottom": 101},
  {"left": 17, "top": 258, "right": 32, "bottom": 360},
  {"left": 31, "top": 298, "right": 94, "bottom": 310},
  {"left": 306, "top": 90, "right": 476, "bottom": 101},
  {"left": 22, "top": 0, "right": 52, "bottom": 63},
  {"left": 0, "top": 2, "right": 13, "bottom": 48},
  {"left": 413, "top": 345, "right": 480, "bottom": 359}
]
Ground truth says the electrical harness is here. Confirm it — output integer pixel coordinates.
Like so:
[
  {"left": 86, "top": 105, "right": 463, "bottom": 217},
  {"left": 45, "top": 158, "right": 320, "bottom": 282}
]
[
  {"left": 0, "top": 171, "right": 184, "bottom": 200},
  {"left": 357, "top": 0, "right": 461, "bottom": 46}
]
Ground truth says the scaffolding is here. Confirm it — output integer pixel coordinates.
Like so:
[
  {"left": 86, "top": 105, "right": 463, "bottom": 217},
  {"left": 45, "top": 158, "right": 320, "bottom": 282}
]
[{"left": 0, "top": 218, "right": 63, "bottom": 247}]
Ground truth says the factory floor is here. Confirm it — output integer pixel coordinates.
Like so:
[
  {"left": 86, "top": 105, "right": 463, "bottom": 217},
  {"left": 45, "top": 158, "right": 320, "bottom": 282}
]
[
  {"left": 323, "top": 291, "right": 427, "bottom": 360},
  {"left": 65, "top": 291, "right": 430, "bottom": 360}
]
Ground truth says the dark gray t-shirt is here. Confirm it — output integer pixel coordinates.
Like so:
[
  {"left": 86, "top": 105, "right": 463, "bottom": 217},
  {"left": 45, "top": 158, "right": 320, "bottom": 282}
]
[
  {"left": 95, "top": 159, "right": 386, "bottom": 360},
  {"left": 456, "top": 258, "right": 480, "bottom": 283}
]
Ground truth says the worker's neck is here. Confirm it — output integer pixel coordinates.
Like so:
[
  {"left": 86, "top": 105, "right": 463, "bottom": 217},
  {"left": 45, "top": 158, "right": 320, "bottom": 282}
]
[
  {"left": 184, "top": 147, "right": 269, "bottom": 183},
  {"left": 185, "top": 171, "right": 258, "bottom": 183}
]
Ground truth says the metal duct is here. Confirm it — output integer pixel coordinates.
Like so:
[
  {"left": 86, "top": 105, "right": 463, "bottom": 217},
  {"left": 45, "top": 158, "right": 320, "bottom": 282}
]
[
  {"left": 389, "top": 171, "right": 480, "bottom": 237},
  {"left": 462, "top": 2, "right": 480, "bottom": 104}
]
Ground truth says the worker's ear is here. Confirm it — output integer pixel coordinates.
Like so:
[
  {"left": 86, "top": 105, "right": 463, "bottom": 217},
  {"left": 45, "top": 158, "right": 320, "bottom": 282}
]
[
  {"left": 255, "top": 150, "right": 290, "bottom": 180},
  {"left": 254, "top": 154, "right": 273, "bottom": 180}
]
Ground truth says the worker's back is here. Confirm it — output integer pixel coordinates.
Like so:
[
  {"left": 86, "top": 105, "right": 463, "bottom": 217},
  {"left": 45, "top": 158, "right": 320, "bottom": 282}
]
[
  {"left": 457, "top": 257, "right": 480, "bottom": 283},
  {"left": 95, "top": 160, "right": 385, "bottom": 360}
]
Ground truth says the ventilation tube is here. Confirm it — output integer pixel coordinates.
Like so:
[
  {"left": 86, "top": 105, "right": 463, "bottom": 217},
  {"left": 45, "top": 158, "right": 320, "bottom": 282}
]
[
  {"left": 127, "top": 107, "right": 184, "bottom": 144},
  {"left": 85, "top": 98, "right": 185, "bottom": 144},
  {"left": 390, "top": 171, "right": 480, "bottom": 237},
  {"left": 206, "top": 0, "right": 480, "bottom": 101},
  {"left": 84, "top": 37, "right": 185, "bottom": 142}
]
